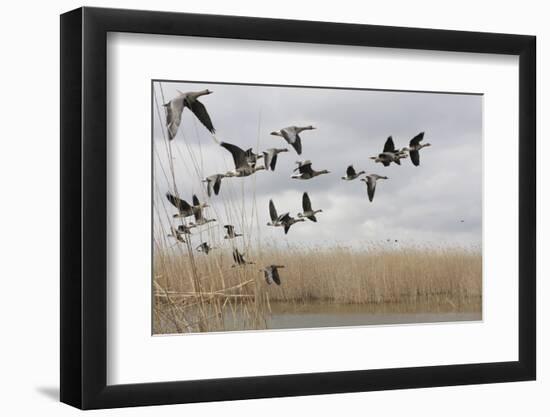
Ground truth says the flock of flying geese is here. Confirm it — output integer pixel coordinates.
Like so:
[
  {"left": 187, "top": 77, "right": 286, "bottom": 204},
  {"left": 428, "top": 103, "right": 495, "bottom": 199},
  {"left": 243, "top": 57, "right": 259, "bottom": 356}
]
[{"left": 161, "top": 88, "right": 432, "bottom": 286}]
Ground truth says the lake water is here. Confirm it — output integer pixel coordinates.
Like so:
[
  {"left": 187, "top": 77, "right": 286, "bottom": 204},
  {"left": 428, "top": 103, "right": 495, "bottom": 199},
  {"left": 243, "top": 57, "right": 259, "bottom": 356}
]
[
  {"left": 264, "top": 302, "right": 481, "bottom": 330},
  {"left": 159, "top": 300, "right": 482, "bottom": 333}
]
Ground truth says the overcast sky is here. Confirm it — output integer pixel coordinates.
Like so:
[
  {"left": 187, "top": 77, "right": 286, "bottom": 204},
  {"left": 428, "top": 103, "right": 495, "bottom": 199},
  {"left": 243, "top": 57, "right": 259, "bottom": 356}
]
[{"left": 152, "top": 81, "right": 482, "bottom": 250}]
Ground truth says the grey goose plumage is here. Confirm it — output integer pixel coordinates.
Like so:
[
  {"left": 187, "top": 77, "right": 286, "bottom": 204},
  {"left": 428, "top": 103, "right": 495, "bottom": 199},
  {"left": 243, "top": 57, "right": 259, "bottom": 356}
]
[
  {"left": 220, "top": 141, "right": 266, "bottom": 177},
  {"left": 270, "top": 125, "right": 316, "bottom": 155},
  {"left": 297, "top": 192, "right": 323, "bottom": 222},
  {"left": 291, "top": 160, "right": 330, "bottom": 180},
  {"left": 163, "top": 89, "right": 215, "bottom": 140},
  {"left": 360, "top": 174, "right": 389, "bottom": 202}
]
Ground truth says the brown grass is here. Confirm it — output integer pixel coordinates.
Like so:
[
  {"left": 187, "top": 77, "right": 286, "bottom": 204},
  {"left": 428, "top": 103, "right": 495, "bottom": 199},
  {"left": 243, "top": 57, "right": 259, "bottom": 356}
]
[{"left": 153, "top": 243, "right": 482, "bottom": 334}]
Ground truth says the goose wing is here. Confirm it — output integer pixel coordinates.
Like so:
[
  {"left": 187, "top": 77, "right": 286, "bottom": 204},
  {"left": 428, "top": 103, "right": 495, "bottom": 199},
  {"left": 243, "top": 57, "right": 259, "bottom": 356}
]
[
  {"left": 269, "top": 200, "right": 278, "bottom": 222},
  {"left": 366, "top": 176, "right": 376, "bottom": 202},
  {"left": 346, "top": 165, "right": 356, "bottom": 177},
  {"left": 284, "top": 223, "right": 291, "bottom": 234},
  {"left": 270, "top": 154, "right": 279, "bottom": 170},
  {"left": 383, "top": 136, "right": 395, "bottom": 153},
  {"left": 409, "top": 150, "right": 420, "bottom": 166},
  {"left": 264, "top": 269, "right": 273, "bottom": 285},
  {"left": 279, "top": 212, "right": 291, "bottom": 222},
  {"left": 290, "top": 135, "right": 302, "bottom": 155},
  {"left": 192, "top": 195, "right": 200, "bottom": 206},
  {"left": 166, "top": 192, "right": 191, "bottom": 212},
  {"left": 263, "top": 151, "right": 273, "bottom": 171},
  {"left": 302, "top": 192, "right": 313, "bottom": 212},
  {"left": 271, "top": 267, "right": 281, "bottom": 285},
  {"left": 213, "top": 175, "right": 222, "bottom": 195},
  {"left": 232, "top": 249, "right": 240, "bottom": 263},
  {"left": 224, "top": 225, "right": 234, "bottom": 234},
  {"left": 163, "top": 96, "right": 185, "bottom": 140},
  {"left": 409, "top": 132, "right": 425, "bottom": 147},
  {"left": 245, "top": 148, "right": 258, "bottom": 166},
  {"left": 205, "top": 179, "right": 213, "bottom": 197},
  {"left": 298, "top": 161, "right": 313, "bottom": 175},
  {"left": 193, "top": 207, "right": 204, "bottom": 222},
  {"left": 281, "top": 128, "right": 302, "bottom": 154},
  {"left": 280, "top": 127, "right": 297, "bottom": 143},
  {"left": 186, "top": 98, "right": 215, "bottom": 134},
  {"left": 221, "top": 142, "right": 248, "bottom": 170}
]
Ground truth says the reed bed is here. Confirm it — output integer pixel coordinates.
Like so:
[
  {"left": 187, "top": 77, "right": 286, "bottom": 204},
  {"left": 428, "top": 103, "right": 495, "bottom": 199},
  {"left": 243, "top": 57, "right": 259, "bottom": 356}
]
[{"left": 153, "top": 242, "right": 482, "bottom": 334}]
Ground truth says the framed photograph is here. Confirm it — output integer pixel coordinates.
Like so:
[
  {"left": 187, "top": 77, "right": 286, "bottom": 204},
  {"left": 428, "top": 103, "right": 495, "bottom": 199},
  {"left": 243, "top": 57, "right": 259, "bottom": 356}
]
[{"left": 60, "top": 7, "right": 536, "bottom": 409}]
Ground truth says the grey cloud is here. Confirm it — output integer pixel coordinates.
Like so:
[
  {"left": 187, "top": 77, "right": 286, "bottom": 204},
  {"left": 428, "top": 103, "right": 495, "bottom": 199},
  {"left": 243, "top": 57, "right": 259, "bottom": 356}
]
[{"left": 153, "top": 81, "right": 482, "bottom": 248}]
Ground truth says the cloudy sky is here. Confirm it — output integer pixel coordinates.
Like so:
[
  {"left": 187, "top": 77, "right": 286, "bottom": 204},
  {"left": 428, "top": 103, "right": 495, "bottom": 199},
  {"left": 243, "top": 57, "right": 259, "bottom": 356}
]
[{"left": 152, "top": 81, "right": 482, "bottom": 250}]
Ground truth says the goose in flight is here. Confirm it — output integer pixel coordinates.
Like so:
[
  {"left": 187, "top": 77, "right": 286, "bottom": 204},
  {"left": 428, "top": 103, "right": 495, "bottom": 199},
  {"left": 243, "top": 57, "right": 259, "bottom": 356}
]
[
  {"left": 402, "top": 132, "right": 431, "bottom": 166},
  {"left": 262, "top": 148, "right": 289, "bottom": 171},
  {"left": 166, "top": 192, "right": 207, "bottom": 218},
  {"left": 291, "top": 160, "right": 330, "bottom": 180},
  {"left": 266, "top": 200, "right": 303, "bottom": 233},
  {"left": 266, "top": 199, "right": 289, "bottom": 228},
  {"left": 341, "top": 165, "right": 365, "bottom": 180},
  {"left": 163, "top": 89, "right": 215, "bottom": 140},
  {"left": 224, "top": 225, "right": 243, "bottom": 239},
  {"left": 370, "top": 136, "right": 408, "bottom": 166},
  {"left": 244, "top": 148, "right": 264, "bottom": 168},
  {"left": 232, "top": 249, "right": 254, "bottom": 267},
  {"left": 360, "top": 174, "right": 389, "bottom": 202},
  {"left": 279, "top": 213, "right": 305, "bottom": 234},
  {"left": 220, "top": 142, "right": 266, "bottom": 177},
  {"left": 298, "top": 192, "right": 323, "bottom": 222},
  {"left": 177, "top": 224, "right": 194, "bottom": 235},
  {"left": 202, "top": 174, "right": 226, "bottom": 197},
  {"left": 261, "top": 265, "right": 285, "bottom": 286},
  {"left": 167, "top": 226, "right": 187, "bottom": 243},
  {"left": 189, "top": 195, "right": 216, "bottom": 227},
  {"left": 270, "top": 125, "right": 316, "bottom": 155},
  {"left": 196, "top": 242, "right": 214, "bottom": 254}
]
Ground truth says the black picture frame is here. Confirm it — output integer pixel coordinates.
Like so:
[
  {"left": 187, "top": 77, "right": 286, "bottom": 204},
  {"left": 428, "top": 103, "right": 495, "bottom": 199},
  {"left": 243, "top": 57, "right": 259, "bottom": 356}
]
[{"left": 60, "top": 6, "right": 536, "bottom": 410}]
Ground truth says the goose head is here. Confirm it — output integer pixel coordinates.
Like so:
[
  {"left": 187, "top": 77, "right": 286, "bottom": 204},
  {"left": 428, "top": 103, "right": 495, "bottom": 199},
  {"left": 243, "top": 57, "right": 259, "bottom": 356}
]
[
  {"left": 319, "top": 169, "right": 330, "bottom": 175},
  {"left": 306, "top": 125, "right": 316, "bottom": 130},
  {"left": 270, "top": 131, "right": 282, "bottom": 136},
  {"left": 194, "top": 89, "right": 213, "bottom": 97}
]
